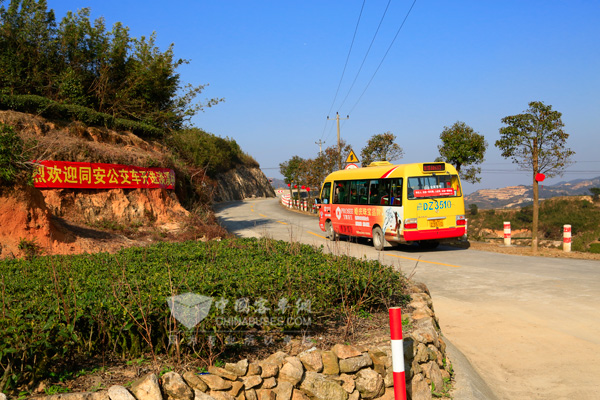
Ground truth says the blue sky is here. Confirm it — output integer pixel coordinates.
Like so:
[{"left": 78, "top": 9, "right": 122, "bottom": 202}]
[{"left": 49, "top": 1, "right": 600, "bottom": 194}]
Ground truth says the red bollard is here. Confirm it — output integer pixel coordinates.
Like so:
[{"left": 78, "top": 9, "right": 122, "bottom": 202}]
[
  {"left": 389, "top": 307, "right": 407, "bottom": 400},
  {"left": 503, "top": 221, "right": 511, "bottom": 246},
  {"left": 563, "top": 225, "right": 572, "bottom": 252}
]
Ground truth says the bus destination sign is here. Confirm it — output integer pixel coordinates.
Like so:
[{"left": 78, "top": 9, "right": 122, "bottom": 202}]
[{"left": 422, "top": 163, "right": 445, "bottom": 172}]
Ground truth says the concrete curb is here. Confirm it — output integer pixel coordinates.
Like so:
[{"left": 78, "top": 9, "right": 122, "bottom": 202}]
[{"left": 444, "top": 335, "right": 500, "bottom": 400}]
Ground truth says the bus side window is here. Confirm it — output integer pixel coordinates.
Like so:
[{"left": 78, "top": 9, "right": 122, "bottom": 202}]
[
  {"left": 334, "top": 186, "right": 341, "bottom": 204},
  {"left": 369, "top": 180, "right": 380, "bottom": 204},
  {"left": 391, "top": 178, "right": 403, "bottom": 206},
  {"left": 359, "top": 186, "right": 367, "bottom": 204},
  {"left": 321, "top": 182, "right": 331, "bottom": 204},
  {"left": 377, "top": 179, "right": 391, "bottom": 205},
  {"left": 334, "top": 181, "right": 349, "bottom": 204},
  {"left": 350, "top": 181, "right": 359, "bottom": 204}
]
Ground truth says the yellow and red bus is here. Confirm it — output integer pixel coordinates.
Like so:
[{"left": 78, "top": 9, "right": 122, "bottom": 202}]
[{"left": 317, "top": 161, "right": 466, "bottom": 250}]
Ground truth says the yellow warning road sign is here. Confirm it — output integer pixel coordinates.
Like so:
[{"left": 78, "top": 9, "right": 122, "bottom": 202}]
[{"left": 345, "top": 149, "right": 359, "bottom": 163}]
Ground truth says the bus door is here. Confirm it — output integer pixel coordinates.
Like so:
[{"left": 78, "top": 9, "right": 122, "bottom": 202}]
[
  {"left": 318, "top": 181, "right": 332, "bottom": 231},
  {"left": 381, "top": 178, "right": 403, "bottom": 240}
]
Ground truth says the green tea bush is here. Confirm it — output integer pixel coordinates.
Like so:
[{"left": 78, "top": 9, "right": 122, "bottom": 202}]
[
  {"left": 0, "top": 94, "right": 164, "bottom": 140},
  {"left": 0, "top": 238, "right": 408, "bottom": 390}
]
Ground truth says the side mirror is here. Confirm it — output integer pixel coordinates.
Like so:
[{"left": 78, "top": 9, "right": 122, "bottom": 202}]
[{"left": 314, "top": 198, "right": 321, "bottom": 205}]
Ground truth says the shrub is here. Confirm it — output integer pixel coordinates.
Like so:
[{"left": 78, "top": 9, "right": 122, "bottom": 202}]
[
  {"left": 468, "top": 203, "right": 478, "bottom": 216},
  {"left": 17, "top": 237, "right": 42, "bottom": 260},
  {"left": 0, "top": 238, "right": 408, "bottom": 391},
  {"left": 0, "top": 123, "right": 32, "bottom": 185},
  {"left": 167, "top": 128, "right": 256, "bottom": 176}
]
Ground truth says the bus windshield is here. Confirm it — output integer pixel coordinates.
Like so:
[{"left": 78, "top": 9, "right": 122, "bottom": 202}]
[{"left": 407, "top": 174, "right": 462, "bottom": 199}]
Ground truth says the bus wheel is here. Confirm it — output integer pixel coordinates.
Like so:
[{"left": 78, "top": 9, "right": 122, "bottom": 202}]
[
  {"left": 326, "top": 221, "right": 337, "bottom": 241},
  {"left": 419, "top": 240, "right": 440, "bottom": 249},
  {"left": 372, "top": 226, "right": 385, "bottom": 251}
]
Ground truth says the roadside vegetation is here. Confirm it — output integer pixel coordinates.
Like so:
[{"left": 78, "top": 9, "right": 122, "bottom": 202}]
[
  {"left": 0, "top": 237, "right": 409, "bottom": 394},
  {"left": 466, "top": 196, "right": 600, "bottom": 252},
  {"left": 0, "top": 1, "right": 258, "bottom": 208}
]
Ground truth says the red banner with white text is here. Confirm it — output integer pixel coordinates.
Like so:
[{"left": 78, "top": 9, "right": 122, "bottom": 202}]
[{"left": 33, "top": 161, "right": 175, "bottom": 189}]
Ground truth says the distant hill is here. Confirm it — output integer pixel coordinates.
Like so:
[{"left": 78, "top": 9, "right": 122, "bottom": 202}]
[
  {"left": 268, "top": 177, "right": 287, "bottom": 190},
  {"left": 465, "top": 176, "right": 600, "bottom": 209}
]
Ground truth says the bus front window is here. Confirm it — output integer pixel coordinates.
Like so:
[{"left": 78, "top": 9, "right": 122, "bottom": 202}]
[{"left": 321, "top": 182, "right": 331, "bottom": 204}]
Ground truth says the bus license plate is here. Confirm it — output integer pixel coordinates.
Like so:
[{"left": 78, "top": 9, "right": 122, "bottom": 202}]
[{"left": 429, "top": 219, "right": 444, "bottom": 228}]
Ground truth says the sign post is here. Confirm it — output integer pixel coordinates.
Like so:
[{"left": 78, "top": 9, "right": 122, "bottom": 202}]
[{"left": 344, "top": 149, "right": 360, "bottom": 170}]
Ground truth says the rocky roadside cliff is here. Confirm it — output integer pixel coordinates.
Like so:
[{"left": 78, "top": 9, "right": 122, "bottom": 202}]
[{"left": 214, "top": 165, "right": 275, "bottom": 202}]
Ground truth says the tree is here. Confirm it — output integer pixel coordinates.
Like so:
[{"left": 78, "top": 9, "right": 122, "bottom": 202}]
[
  {"left": 590, "top": 188, "right": 600, "bottom": 202},
  {"left": 322, "top": 140, "right": 352, "bottom": 174},
  {"left": 496, "top": 101, "right": 575, "bottom": 252},
  {"left": 0, "top": 0, "right": 223, "bottom": 131},
  {"left": 437, "top": 121, "right": 487, "bottom": 183},
  {"left": 279, "top": 155, "right": 304, "bottom": 199},
  {"left": 0, "top": 0, "right": 58, "bottom": 95},
  {"left": 360, "top": 132, "right": 404, "bottom": 167},
  {"left": 298, "top": 156, "right": 331, "bottom": 200}
]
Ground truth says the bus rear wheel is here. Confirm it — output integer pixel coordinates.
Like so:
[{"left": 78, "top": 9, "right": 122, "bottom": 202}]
[
  {"left": 372, "top": 226, "right": 385, "bottom": 251},
  {"left": 326, "top": 221, "right": 337, "bottom": 241}
]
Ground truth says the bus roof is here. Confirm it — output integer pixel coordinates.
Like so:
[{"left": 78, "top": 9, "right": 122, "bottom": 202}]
[{"left": 324, "top": 162, "right": 460, "bottom": 182}]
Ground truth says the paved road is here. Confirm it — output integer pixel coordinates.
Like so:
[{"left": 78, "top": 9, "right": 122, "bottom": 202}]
[{"left": 214, "top": 197, "right": 600, "bottom": 400}]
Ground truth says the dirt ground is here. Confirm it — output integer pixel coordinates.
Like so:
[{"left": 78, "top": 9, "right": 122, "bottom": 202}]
[{"left": 466, "top": 240, "right": 600, "bottom": 260}]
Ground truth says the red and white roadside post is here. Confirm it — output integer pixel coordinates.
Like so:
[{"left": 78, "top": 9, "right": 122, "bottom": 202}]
[
  {"left": 504, "top": 221, "right": 511, "bottom": 246},
  {"left": 563, "top": 225, "right": 572, "bottom": 252},
  {"left": 389, "top": 307, "right": 407, "bottom": 400}
]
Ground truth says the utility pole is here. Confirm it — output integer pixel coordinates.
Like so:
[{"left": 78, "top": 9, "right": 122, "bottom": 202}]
[
  {"left": 315, "top": 139, "right": 325, "bottom": 155},
  {"left": 327, "top": 112, "right": 349, "bottom": 170}
]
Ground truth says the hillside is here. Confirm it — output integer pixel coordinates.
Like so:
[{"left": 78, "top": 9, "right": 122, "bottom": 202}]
[
  {"left": 465, "top": 176, "right": 600, "bottom": 209},
  {"left": 0, "top": 110, "right": 274, "bottom": 258}
]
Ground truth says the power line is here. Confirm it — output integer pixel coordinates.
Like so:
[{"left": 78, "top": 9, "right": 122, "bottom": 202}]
[
  {"left": 320, "top": 0, "right": 365, "bottom": 144},
  {"left": 348, "top": 0, "right": 418, "bottom": 116},
  {"left": 336, "top": 0, "right": 393, "bottom": 113},
  {"left": 325, "top": 0, "right": 365, "bottom": 120},
  {"left": 480, "top": 169, "right": 600, "bottom": 174}
]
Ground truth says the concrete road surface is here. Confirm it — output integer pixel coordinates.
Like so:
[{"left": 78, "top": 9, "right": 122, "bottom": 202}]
[{"left": 214, "top": 197, "right": 600, "bottom": 400}]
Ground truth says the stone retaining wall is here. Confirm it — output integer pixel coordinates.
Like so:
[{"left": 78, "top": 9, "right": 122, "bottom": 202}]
[{"left": 4, "top": 282, "right": 450, "bottom": 400}]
